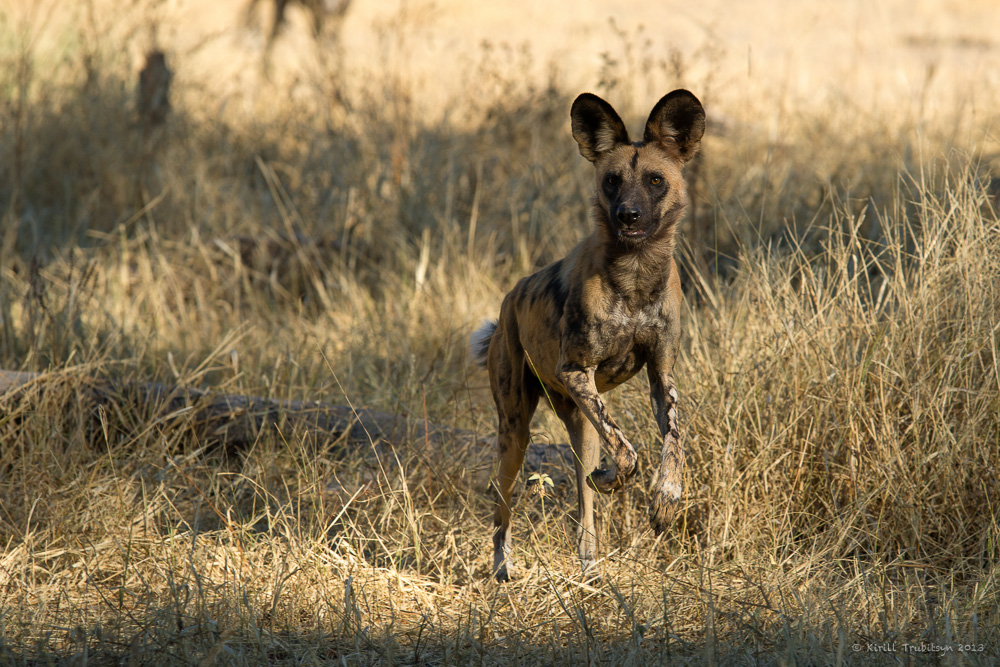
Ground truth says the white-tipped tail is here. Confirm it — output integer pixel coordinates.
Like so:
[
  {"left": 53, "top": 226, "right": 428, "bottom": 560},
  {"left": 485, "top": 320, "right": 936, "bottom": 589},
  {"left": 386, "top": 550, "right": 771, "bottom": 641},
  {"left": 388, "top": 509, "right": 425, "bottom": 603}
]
[{"left": 469, "top": 319, "right": 498, "bottom": 369}]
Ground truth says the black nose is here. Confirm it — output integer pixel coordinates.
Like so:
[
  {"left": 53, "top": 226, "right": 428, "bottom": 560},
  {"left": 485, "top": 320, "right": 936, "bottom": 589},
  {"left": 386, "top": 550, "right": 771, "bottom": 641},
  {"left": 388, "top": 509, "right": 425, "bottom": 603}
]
[{"left": 616, "top": 204, "right": 641, "bottom": 225}]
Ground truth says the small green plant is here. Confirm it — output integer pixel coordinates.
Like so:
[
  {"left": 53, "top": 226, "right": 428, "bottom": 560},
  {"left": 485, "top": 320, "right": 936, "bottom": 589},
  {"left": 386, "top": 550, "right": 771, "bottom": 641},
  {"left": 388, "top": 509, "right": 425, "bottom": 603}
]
[{"left": 527, "top": 472, "right": 554, "bottom": 497}]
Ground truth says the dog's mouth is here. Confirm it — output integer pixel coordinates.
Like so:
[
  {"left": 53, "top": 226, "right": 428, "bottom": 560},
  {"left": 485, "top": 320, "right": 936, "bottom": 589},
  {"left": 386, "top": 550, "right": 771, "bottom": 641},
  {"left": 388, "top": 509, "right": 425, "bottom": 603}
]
[
  {"left": 608, "top": 208, "right": 660, "bottom": 243},
  {"left": 615, "top": 222, "right": 658, "bottom": 242}
]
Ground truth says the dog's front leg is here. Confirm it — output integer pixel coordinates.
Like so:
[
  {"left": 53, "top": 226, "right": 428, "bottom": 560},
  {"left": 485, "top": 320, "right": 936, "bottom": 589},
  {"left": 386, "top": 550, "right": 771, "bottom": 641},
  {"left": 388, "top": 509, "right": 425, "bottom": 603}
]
[
  {"left": 557, "top": 363, "right": 638, "bottom": 493},
  {"left": 647, "top": 366, "right": 683, "bottom": 534}
]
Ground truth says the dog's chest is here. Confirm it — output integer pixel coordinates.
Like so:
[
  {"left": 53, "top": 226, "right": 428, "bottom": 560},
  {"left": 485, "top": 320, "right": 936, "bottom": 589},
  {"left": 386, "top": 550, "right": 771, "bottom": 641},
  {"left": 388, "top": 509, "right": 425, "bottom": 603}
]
[{"left": 592, "top": 306, "right": 661, "bottom": 391}]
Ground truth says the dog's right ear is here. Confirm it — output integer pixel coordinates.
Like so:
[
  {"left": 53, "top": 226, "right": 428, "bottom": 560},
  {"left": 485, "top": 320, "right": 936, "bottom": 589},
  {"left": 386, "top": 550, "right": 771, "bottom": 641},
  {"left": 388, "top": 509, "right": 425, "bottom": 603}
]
[{"left": 571, "top": 93, "right": 630, "bottom": 163}]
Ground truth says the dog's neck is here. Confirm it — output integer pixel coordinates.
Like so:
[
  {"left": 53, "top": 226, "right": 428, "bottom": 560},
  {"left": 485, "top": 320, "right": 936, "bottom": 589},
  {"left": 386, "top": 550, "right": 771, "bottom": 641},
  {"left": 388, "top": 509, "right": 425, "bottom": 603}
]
[{"left": 592, "top": 204, "right": 683, "bottom": 307}]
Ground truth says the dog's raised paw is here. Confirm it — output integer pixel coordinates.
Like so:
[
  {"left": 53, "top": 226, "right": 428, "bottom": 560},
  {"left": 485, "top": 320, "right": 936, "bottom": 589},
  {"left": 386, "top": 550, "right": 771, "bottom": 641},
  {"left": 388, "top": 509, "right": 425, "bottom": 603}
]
[
  {"left": 587, "top": 468, "right": 623, "bottom": 494},
  {"left": 621, "top": 452, "right": 639, "bottom": 481}
]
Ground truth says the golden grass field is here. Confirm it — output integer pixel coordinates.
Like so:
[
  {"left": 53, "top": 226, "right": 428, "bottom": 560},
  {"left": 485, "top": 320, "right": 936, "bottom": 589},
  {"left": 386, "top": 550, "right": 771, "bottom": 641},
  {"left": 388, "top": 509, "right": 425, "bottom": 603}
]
[{"left": 2, "top": 0, "right": 1000, "bottom": 664}]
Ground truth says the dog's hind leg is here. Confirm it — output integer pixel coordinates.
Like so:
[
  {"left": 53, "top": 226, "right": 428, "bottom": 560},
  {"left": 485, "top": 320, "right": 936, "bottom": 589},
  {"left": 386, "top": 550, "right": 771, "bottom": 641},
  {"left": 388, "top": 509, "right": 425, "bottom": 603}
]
[
  {"left": 553, "top": 394, "right": 601, "bottom": 579},
  {"left": 490, "top": 351, "right": 540, "bottom": 583}
]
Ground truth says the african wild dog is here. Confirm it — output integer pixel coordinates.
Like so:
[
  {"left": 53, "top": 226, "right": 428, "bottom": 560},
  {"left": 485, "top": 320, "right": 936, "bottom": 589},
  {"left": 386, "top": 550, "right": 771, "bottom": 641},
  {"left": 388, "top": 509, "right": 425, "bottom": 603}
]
[
  {"left": 470, "top": 90, "right": 705, "bottom": 581},
  {"left": 245, "top": 0, "right": 352, "bottom": 48}
]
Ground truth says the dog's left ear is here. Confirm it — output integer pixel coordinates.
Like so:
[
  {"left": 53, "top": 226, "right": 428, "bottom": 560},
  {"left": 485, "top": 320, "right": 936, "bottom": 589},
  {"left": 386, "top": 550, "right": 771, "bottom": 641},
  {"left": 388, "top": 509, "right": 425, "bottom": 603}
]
[{"left": 643, "top": 90, "right": 705, "bottom": 163}]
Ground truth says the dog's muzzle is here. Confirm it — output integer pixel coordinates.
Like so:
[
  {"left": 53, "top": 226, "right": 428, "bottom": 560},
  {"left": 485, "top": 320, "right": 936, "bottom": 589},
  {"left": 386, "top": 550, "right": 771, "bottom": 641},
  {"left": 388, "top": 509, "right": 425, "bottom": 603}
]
[{"left": 615, "top": 204, "right": 650, "bottom": 239}]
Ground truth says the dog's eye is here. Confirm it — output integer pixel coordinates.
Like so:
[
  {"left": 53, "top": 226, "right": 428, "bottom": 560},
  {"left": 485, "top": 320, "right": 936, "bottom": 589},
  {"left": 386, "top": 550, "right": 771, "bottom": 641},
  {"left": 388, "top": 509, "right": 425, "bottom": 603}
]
[
  {"left": 649, "top": 175, "right": 662, "bottom": 186},
  {"left": 605, "top": 174, "right": 620, "bottom": 187}
]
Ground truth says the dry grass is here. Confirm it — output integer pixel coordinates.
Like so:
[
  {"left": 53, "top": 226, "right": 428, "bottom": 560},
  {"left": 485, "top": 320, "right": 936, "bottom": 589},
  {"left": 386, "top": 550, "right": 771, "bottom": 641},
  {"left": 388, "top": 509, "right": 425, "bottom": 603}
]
[{"left": 2, "top": 0, "right": 1000, "bottom": 664}]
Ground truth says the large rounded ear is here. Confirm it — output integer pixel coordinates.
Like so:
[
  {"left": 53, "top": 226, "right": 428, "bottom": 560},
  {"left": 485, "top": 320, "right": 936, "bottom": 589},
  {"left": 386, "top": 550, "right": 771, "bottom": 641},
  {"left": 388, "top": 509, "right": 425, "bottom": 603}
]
[
  {"left": 643, "top": 90, "right": 705, "bottom": 163},
  {"left": 571, "top": 93, "right": 630, "bottom": 163}
]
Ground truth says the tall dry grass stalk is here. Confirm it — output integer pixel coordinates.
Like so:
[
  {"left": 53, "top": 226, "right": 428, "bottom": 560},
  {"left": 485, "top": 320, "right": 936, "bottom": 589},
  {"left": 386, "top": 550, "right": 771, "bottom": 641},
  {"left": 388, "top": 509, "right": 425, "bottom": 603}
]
[{"left": 1, "top": 0, "right": 999, "bottom": 663}]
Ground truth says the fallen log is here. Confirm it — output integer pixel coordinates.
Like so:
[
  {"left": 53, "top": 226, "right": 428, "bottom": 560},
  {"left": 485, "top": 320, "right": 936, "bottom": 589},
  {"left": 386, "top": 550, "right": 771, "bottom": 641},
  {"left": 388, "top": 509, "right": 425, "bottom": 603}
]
[
  {"left": 0, "top": 369, "right": 575, "bottom": 480},
  {"left": 0, "top": 369, "right": 463, "bottom": 449}
]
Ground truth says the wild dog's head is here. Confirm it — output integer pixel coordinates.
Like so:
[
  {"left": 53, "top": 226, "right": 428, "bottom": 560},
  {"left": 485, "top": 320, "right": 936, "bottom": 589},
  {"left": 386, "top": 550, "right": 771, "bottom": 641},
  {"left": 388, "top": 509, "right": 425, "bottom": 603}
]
[{"left": 571, "top": 90, "right": 705, "bottom": 246}]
